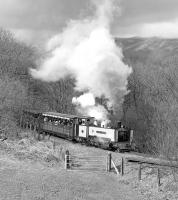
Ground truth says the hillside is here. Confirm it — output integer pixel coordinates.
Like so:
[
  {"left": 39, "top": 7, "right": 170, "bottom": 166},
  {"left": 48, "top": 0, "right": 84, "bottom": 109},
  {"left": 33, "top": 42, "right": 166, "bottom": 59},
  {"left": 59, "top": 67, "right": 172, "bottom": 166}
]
[
  {"left": 0, "top": 133, "right": 178, "bottom": 200},
  {"left": 0, "top": 29, "right": 177, "bottom": 199},
  {"left": 116, "top": 37, "right": 178, "bottom": 54},
  {"left": 0, "top": 28, "right": 177, "bottom": 157},
  {"left": 115, "top": 37, "right": 178, "bottom": 155},
  {"left": 115, "top": 37, "right": 178, "bottom": 65}
]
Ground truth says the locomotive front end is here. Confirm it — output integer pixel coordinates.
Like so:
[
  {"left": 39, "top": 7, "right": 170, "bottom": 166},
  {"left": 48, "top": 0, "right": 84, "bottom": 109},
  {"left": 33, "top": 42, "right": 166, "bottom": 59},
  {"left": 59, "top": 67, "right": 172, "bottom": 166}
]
[{"left": 112, "top": 125, "right": 133, "bottom": 152}]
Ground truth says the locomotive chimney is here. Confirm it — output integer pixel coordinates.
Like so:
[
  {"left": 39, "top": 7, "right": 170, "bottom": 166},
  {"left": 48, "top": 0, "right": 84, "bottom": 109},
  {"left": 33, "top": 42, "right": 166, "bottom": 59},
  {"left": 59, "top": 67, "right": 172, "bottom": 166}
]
[{"left": 117, "top": 121, "right": 121, "bottom": 128}]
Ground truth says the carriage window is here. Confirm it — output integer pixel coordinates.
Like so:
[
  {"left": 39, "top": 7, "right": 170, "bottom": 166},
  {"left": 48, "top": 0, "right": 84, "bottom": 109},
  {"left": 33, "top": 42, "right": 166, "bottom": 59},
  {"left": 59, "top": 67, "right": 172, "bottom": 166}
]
[
  {"left": 82, "top": 119, "right": 85, "bottom": 125},
  {"left": 54, "top": 120, "right": 59, "bottom": 125},
  {"left": 44, "top": 117, "right": 48, "bottom": 122},
  {"left": 79, "top": 119, "right": 82, "bottom": 125},
  {"left": 69, "top": 119, "right": 72, "bottom": 125}
]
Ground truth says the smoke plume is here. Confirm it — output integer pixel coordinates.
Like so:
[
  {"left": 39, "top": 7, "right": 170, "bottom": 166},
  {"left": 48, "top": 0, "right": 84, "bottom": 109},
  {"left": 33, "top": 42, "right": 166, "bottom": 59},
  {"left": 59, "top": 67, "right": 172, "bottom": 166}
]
[{"left": 31, "top": 0, "right": 132, "bottom": 120}]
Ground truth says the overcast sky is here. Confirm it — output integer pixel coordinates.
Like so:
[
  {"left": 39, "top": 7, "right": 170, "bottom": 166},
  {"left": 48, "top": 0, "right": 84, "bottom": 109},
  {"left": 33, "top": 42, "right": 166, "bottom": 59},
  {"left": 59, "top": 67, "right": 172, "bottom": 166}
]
[{"left": 0, "top": 0, "right": 178, "bottom": 45}]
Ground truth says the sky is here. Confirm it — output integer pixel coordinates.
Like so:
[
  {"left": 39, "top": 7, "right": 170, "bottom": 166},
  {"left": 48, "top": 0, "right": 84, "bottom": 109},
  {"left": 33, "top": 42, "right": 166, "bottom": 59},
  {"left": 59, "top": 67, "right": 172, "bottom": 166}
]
[{"left": 0, "top": 0, "right": 178, "bottom": 45}]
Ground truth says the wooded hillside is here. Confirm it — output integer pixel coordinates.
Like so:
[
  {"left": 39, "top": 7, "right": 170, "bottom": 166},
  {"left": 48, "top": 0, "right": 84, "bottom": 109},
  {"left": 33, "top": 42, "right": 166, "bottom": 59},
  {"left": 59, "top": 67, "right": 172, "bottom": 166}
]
[
  {"left": 0, "top": 28, "right": 177, "bottom": 157},
  {"left": 117, "top": 37, "right": 178, "bottom": 156},
  {"left": 0, "top": 28, "right": 75, "bottom": 137}
]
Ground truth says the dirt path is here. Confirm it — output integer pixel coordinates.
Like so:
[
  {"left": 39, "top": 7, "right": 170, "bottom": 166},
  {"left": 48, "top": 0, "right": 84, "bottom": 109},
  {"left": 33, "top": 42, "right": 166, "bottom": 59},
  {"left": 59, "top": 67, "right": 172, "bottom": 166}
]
[{"left": 0, "top": 154, "right": 143, "bottom": 200}]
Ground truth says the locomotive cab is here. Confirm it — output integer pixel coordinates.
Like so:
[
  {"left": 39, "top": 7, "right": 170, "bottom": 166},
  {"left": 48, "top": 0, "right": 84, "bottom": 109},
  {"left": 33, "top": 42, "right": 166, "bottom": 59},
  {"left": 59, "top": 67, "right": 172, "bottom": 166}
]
[{"left": 112, "top": 125, "right": 132, "bottom": 152}]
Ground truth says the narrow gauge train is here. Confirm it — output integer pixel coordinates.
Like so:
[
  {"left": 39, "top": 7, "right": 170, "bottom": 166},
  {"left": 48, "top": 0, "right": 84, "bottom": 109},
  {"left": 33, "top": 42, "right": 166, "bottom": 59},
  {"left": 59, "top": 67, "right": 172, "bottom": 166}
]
[{"left": 22, "top": 110, "right": 133, "bottom": 152}]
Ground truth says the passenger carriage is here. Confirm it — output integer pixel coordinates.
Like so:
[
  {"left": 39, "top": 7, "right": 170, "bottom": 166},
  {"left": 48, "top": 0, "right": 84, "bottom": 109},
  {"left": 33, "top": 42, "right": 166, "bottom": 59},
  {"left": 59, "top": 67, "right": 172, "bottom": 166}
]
[{"left": 21, "top": 110, "right": 133, "bottom": 152}]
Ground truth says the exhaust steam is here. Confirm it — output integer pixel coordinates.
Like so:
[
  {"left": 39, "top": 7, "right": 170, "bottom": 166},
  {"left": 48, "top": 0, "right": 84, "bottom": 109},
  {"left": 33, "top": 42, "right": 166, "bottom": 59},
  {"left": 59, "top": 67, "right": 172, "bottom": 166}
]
[{"left": 31, "top": 0, "right": 132, "bottom": 121}]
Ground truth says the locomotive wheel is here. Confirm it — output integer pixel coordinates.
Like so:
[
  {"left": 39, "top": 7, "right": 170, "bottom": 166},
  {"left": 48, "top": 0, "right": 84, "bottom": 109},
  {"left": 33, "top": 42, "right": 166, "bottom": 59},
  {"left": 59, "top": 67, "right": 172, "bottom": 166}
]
[
  {"left": 72, "top": 139, "right": 77, "bottom": 143},
  {"left": 81, "top": 138, "right": 86, "bottom": 145},
  {"left": 109, "top": 143, "right": 113, "bottom": 149},
  {"left": 87, "top": 138, "right": 92, "bottom": 146},
  {"left": 116, "top": 148, "right": 121, "bottom": 153},
  {"left": 85, "top": 141, "right": 90, "bottom": 146},
  {"left": 97, "top": 143, "right": 101, "bottom": 148}
]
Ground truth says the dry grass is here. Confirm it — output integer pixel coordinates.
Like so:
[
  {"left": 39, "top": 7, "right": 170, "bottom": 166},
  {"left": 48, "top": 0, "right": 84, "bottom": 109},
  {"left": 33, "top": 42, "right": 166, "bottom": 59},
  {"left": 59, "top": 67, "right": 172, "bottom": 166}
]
[
  {"left": 0, "top": 132, "right": 66, "bottom": 168},
  {"left": 0, "top": 131, "right": 178, "bottom": 199},
  {"left": 0, "top": 157, "right": 142, "bottom": 200}
]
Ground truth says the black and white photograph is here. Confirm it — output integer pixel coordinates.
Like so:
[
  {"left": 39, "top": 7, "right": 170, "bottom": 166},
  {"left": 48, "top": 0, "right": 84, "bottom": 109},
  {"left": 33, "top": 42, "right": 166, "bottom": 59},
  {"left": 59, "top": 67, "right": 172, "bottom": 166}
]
[{"left": 0, "top": 0, "right": 177, "bottom": 199}]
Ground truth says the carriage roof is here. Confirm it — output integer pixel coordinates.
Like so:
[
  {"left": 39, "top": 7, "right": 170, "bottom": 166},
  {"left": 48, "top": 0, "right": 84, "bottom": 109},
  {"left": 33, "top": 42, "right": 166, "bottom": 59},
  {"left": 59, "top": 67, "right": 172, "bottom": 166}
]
[
  {"left": 42, "top": 112, "right": 94, "bottom": 120},
  {"left": 23, "top": 109, "right": 42, "bottom": 115}
]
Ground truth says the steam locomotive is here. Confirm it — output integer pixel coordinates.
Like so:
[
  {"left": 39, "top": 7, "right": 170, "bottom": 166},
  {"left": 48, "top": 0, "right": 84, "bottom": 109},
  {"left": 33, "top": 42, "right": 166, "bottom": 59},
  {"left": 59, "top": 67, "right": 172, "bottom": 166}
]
[{"left": 21, "top": 110, "right": 133, "bottom": 152}]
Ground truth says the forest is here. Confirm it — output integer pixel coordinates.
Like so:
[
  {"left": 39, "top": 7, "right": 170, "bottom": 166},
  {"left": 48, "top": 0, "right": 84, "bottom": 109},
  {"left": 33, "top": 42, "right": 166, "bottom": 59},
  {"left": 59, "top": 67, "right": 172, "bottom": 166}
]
[{"left": 0, "top": 28, "right": 177, "bottom": 158}]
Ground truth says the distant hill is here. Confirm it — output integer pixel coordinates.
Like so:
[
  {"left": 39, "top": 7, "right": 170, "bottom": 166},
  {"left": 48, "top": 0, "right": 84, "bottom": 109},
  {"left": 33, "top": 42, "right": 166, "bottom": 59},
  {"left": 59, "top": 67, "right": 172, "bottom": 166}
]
[
  {"left": 115, "top": 37, "right": 178, "bottom": 63},
  {"left": 116, "top": 37, "right": 178, "bottom": 53}
]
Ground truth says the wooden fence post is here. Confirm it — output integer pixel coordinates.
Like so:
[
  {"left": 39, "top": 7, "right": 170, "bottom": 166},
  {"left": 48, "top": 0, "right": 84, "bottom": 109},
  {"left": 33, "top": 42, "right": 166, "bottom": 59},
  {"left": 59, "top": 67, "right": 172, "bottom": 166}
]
[
  {"left": 108, "top": 153, "right": 111, "bottom": 172},
  {"left": 65, "top": 150, "right": 70, "bottom": 169},
  {"left": 53, "top": 141, "right": 56, "bottom": 150},
  {"left": 106, "top": 155, "right": 108, "bottom": 172},
  {"left": 157, "top": 168, "right": 161, "bottom": 189},
  {"left": 26, "top": 122, "right": 28, "bottom": 129},
  {"left": 138, "top": 163, "right": 142, "bottom": 180},
  {"left": 121, "top": 157, "right": 124, "bottom": 176},
  {"left": 20, "top": 116, "right": 23, "bottom": 127},
  {"left": 37, "top": 132, "right": 41, "bottom": 141},
  {"left": 29, "top": 123, "right": 32, "bottom": 131},
  {"left": 22, "top": 121, "right": 24, "bottom": 129}
]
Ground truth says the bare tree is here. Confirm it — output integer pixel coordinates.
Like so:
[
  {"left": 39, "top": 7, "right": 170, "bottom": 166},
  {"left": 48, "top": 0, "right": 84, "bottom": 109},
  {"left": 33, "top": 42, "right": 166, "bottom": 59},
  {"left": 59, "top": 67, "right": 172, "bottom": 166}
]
[{"left": 123, "top": 54, "right": 178, "bottom": 156}]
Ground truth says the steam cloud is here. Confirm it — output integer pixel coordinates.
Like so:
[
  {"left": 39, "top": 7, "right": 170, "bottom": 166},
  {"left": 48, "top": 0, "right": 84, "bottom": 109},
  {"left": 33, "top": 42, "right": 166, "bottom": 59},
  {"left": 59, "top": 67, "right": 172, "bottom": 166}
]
[{"left": 31, "top": 0, "right": 132, "bottom": 120}]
